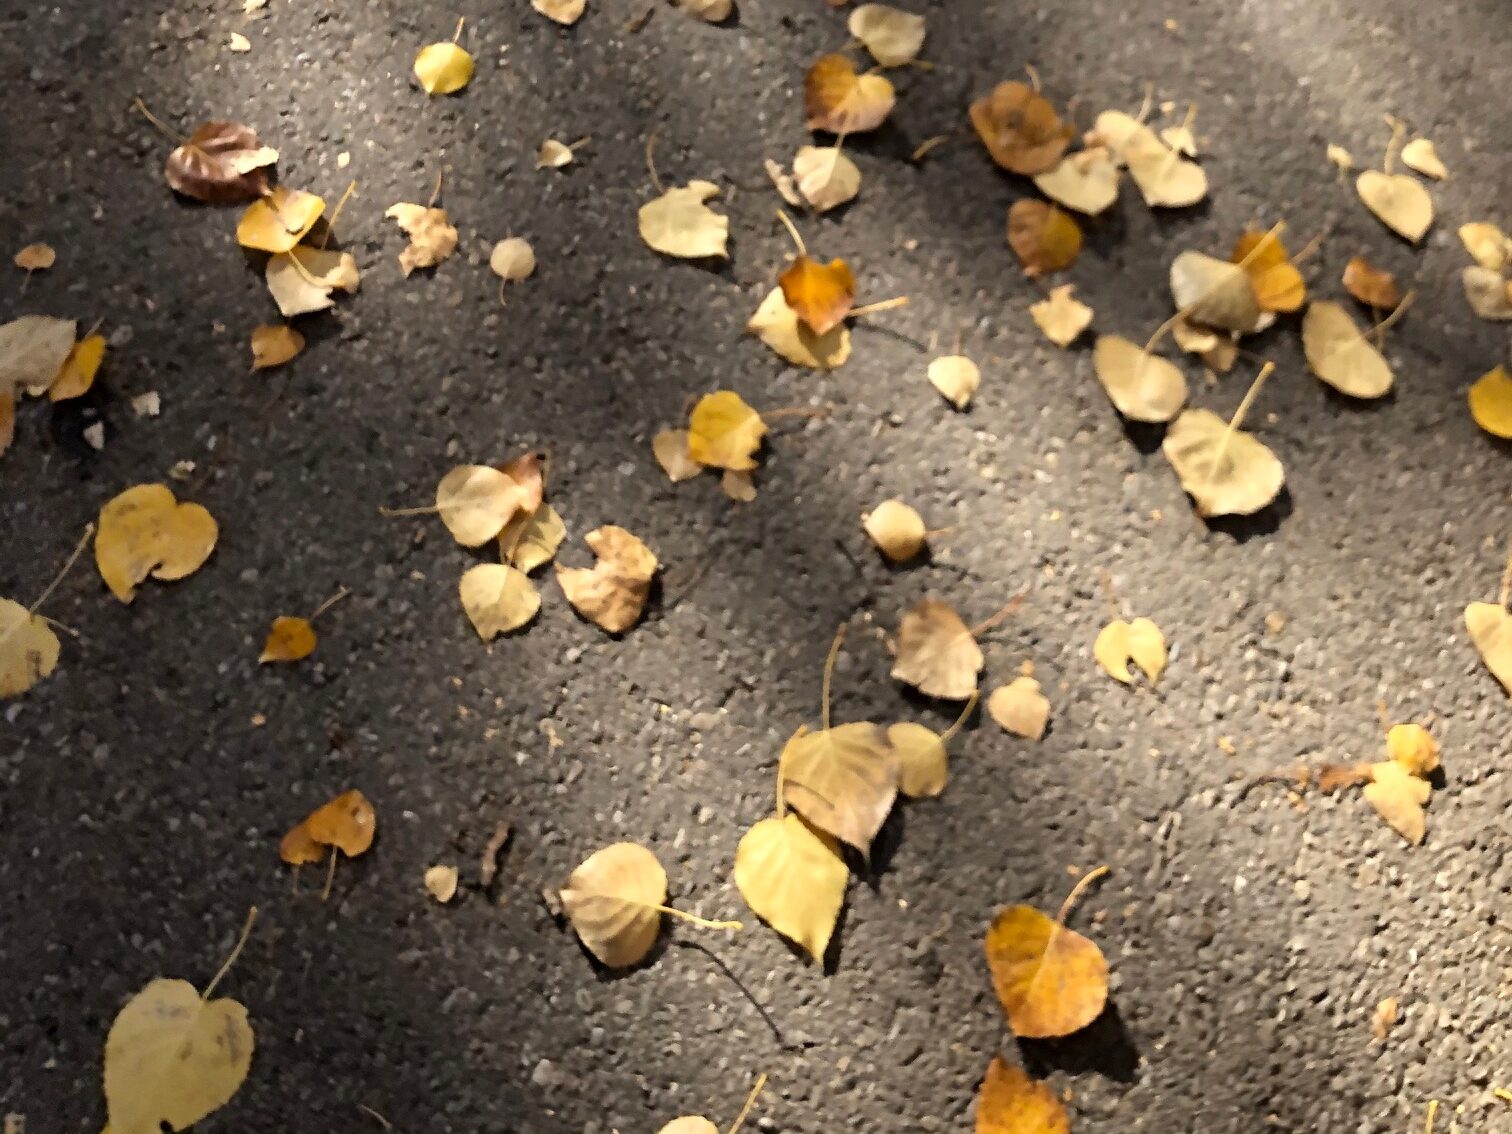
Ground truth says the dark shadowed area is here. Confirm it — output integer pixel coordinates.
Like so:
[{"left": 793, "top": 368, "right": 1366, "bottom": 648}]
[{"left": 1, "top": 1, "right": 1509, "bottom": 1132}]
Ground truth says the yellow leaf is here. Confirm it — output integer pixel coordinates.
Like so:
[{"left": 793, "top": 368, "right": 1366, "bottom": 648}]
[
  {"left": 1091, "top": 336, "right": 1187, "bottom": 423},
  {"left": 1006, "top": 200, "right": 1081, "bottom": 277},
  {"left": 1162, "top": 407, "right": 1285, "bottom": 517},
  {"left": 435, "top": 464, "right": 525, "bottom": 547},
  {"left": 281, "top": 788, "right": 376, "bottom": 862},
  {"left": 489, "top": 237, "right": 536, "bottom": 282},
  {"left": 13, "top": 242, "right": 55, "bottom": 271},
  {"left": 928, "top": 355, "right": 980, "bottom": 409},
  {"left": 1363, "top": 760, "right": 1430, "bottom": 844},
  {"left": 556, "top": 525, "right": 658, "bottom": 633},
  {"left": 778, "top": 255, "right": 855, "bottom": 336},
  {"left": 48, "top": 334, "right": 106, "bottom": 401},
  {"left": 1032, "top": 147, "right": 1120, "bottom": 216},
  {"left": 95, "top": 484, "right": 217, "bottom": 603},
  {"left": 560, "top": 842, "right": 667, "bottom": 967},
  {"left": 1302, "top": 300, "right": 1393, "bottom": 398},
  {"left": 533, "top": 0, "right": 586, "bottom": 24},
  {"left": 413, "top": 41, "right": 474, "bottom": 95},
  {"left": 1401, "top": 137, "right": 1447, "bottom": 180},
  {"left": 1356, "top": 170, "right": 1433, "bottom": 243},
  {"left": 792, "top": 145, "right": 860, "bottom": 213},
  {"left": 746, "top": 287, "right": 851, "bottom": 370},
  {"left": 500, "top": 502, "right": 566, "bottom": 573},
  {"left": 1459, "top": 222, "right": 1510, "bottom": 272},
  {"left": 652, "top": 429, "right": 703, "bottom": 482},
  {"left": 249, "top": 325, "right": 304, "bottom": 371},
  {"left": 459, "top": 563, "right": 540, "bottom": 639},
  {"left": 638, "top": 181, "right": 729, "bottom": 260},
  {"left": 887, "top": 692, "right": 975, "bottom": 798},
  {"left": 862, "top": 498, "right": 926, "bottom": 562},
  {"left": 424, "top": 864, "right": 459, "bottom": 903},
  {"left": 1231, "top": 228, "right": 1305, "bottom": 312},
  {"left": 733, "top": 812, "right": 847, "bottom": 963},
  {"left": 1094, "top": 617, "right": 1166, "bottom": 685},
  {"left": 0, "top": 597, "right": 61, "bottom": 698},
  {"left": 235, "top": 186, "right": 325, "bottom": 254},
  {"left": 1030, "top": 284, "right": 1093, "bottom": 347},
  {"left": 847, "top": 4, "right": 926, "bottom": 67},
  {"left": 985, "top": 902, "right": 1108, "bottom": 1038},
  {"left": 104, "top": 978, "right": 253, "bottom": 1134},
  {"left": 259, "top": 615, "right": 316, "bottom": 663},
  {"left": 969, "top": 82, "right": 1073, "bottom": 176},
  {"left": 1462, "top": 266, "right": 1512, "bottom": 321},
  {"left": 1465, "top": 600, "right": 1512, "bottom": 696},
  {"left": 1387, "top": 723, "right": 1439, "bottom": 777},
  {"left": 1169, "top": 250, "right": 1262, "bottom": 333},
  {"left": 1468, "top": 366, "right": 1512, "bottom": 440},
  {"left": 804, "top": 53, "right": 895, "bottom": 134},
  {"left": 779, "top": 723, "right": 900, "bottom": 854},
  {"left": 890, "top": 597, "right": 982, "bottom": 700},
  {"left": 975, "top": 1057, "right": 1069, "bottom": 1134},
  {"left": 385, "top": 202, "right": 458, "bottom": 276},
  {"left": 0, "top": 315, "right": 76, "bottom": 397},
  {"left": 687, "top": 391, "right": 768, "bottom": 471},
  {"left": 987, "top": 676, "right": 1049, "bottom": 740}
]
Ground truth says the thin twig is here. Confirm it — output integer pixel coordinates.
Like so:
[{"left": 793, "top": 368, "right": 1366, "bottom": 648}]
[
  {"left": 645, "top": 133, "right": 663, "bottom": 195},
  {"left": 309, "top": 586, "right": 351, "bottom": 622},
  {"left": 203, "top": 906, "right": 258, "bottom": 1000},
  {"left": 726, "top": 1074, "right": 768, "bottom": 1134},
  {"left": 969, "top": 589, "right": 1028, "bottom": 638},
  {"left": 132, "top": 97, "right": 184, "bottom": 143},
  {"left": 28, "top": 523, "right": 94, "bottom": 617},
  {"left": 1056, "top": 865, "right": 1109, "bottom": 925},
  {"left": 775, "top": 208, "right": 807, "bottom": 257}
]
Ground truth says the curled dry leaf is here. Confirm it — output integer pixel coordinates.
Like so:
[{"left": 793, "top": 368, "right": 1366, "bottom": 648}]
[
  {"left": 560, "top": 842, "right": 667, "bottom": 968},
  {"left": 687, "top": 390, "right": 767, "bottom": 471},
  {"left": 424, "top": 864, "right": 460, "bottom": 903},
  {"left": 1462, "top": 266, "right": 1512, "bottom": 321},
  {"left": 805, "top": 53, "right": 896, "bottom": 134},
  {"left": 638, "top": 181, "right": 729, "bottom": 260},
  {"left": 1466, "top": 598, "right": 1512, "bottom": 695},
  {"left": 764, "top": 158, "right": 801, "bottom": 207},
  {"left": 533, "top": 0, "right": 587, "bottom": 24},
  {"left": 1092, "top": 110, "right": 1206, "bottom": 207},
  {"left": 863, "top": 499, "right": 926, "bottom": 562},
  {"left": 280, "top": 788, "right": 376, "bottom": 863},
  {"left": 1033, "top": 147, "right": 1120, "bottom": 216},
  {"left": 1169, "top": 250, "right": 1262, "bottom": 333},
  {"left": 847, "top": 3, "right": 926, "bottom": 67},
  {"left": 250, "top": 325, "right": 304, "bottom": 370},
  {"left": 1372, "top": 997, "right": 1399, "bottom": 1042},
  {"left": 987, "top": 675, "right": 1049, "bottom": 740},
  {"left": 236, "top": 187, "right": 325, "bottom": 254},
  {"left": 435, "top": 465, "right": 525, "bottom": 547},
  {"left": 985, "top": 901, "right": 1108, "bottom": 1038},
  {"left": 1030, "top": 285, "right": 1093, "bottom": 347},
  {"left": 164, "top": 121, "right": 277, "bottom": 203},
  {"left": 95, "top": 484, "right": 217, "bottom": 603},
  {"left": 1356, "top": 170, "right": 1433, "bottom": 243},
  {"left": 652, "top": 429, "right": 702, "bottom": 482},
  {"left": 969, "top": 81, "right": 1074, "bottom": 176},
  {"left": 490, "top": 237, "right": 536, "bottom": 282},
  {"left": 556, "top": 525, "right": 658, "bottom": 633},
  {"left": 259, "top": 615, "right": 316, "bottom": 663},
  {"left": 1459, "top": 222, "right": 1510, "bottom": 272},
  {"left": 265, "top": 246, "right": 360, "bottom": 318},
  {"left": 779, "top": 255, "right": 856, "bottom": 336},
  {"left": 386, "top": 203, "right": 458, "bottom": 276},
  {"left": 1092, "top": 336, "right": 1187, "bottom": 423},
  {"left": 1468, "top": 366, "right": 1512, "bottom": 440},
  {"left": 1094, "top": 617, "right": 1166, "bottom": 685},
  {"left": 929, "top": 355, "right": 980, "bottom": 409},
  {"left": 1007, "top": 200, "right": 1081, "bottom": 277},
  {"left": 890, "top": 597, "right": 983, "bottom": 700},
  {"left": 459, "top": 563, "right": 540, "bottom": 639},
  {"left": 48, "top": 334, "right": 106, "bottom": 401},
  {"left": 975, "top": 1057, "right": 1069, "bottom": 1134},
  {"left": 1387, "top": 723, "right": 1439, "bottom": 777},
  {"left": 1302, "top": 301, "right": 1393, "bottom": 398},
  {"left": 1342, "top": 255, "right": 1402, "bottom": 309},
  {"left": 0, "top": 315, "right": 76, "bottom": 398},
  {"left": 1363, "top": 759, "right": 1430, "bottom": 844},
  {"left": 0, "top": 597, "right": 61, "bottom": 698},
  {"left": 413, "top": 41, "right": 473, "bottom": 95},
  {"left": 792, "top": 145, "right": 861, "bottom": 213},
  {"left": 779, "top": 723, "right": 900, "bottom": 855},
  {"left": 676, "top": 0, "right": 732, "bottom": 20},
  {"left": 1162, "top": 407, "right": 1285, "bottom": 517},
  {"left": 1231, "top": 228, "right": 1305, "bottom": 312},
  {"left": 500, "top": 503, "right": 566, "bottom": 574},
  {"left": 537, "top": 139, "right": 575, "bottom": 169},
  {"left": 733, "top": 812, "right": 847, "bottom": 963},
  {"left": 721, "top": 469, "right": 757, "bottom": 502},
  {"left": 1401, "top": 137, "right": 1447, "bottom": 180},
  {"left": 14, "top": 243, "right": 55, "bottom": 271},
  {"left": 747, "top": 287, "right": 851, "bottom": 370}
]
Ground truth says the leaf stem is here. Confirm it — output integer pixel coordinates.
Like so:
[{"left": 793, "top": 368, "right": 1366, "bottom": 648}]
[
  {"left": 1056, "top": 864, "right": 1109, "bottom": 926},
  {"left": 1208, "top": 360, "right": 1274, "bottom": 483},
  {"left": 202, "top": 905, "right": 258, "bottom": 1000},
  {"left": 1498, "top": 536, "right": 1512, "bottom": 609},
  {"left": 309, "top": 585, "right": 351, "bottom": 622},
  {"left": 969, "top": 588, "right": 1028, "bottom": 638},
  {"left": 427, "top": 169, "right": 444, "bottom": 209},
  {"left": 849, "top": 296, "right": 909, "bottom": 319},
  {"left": 322, "top": 844, "right": 339, "bottom": 901},
  {"left": 646, "top": 903, "right": 743, "bottom": 932},
  {"left": 775, "top": 208, "right": 807, "bottom": 257},
  {"left": 451, "top": 15, "right": 465, "bottom": 43},
  {"left": 821, "top": 623, "right": 846, "bottom": 732},
  {"left": 937, "top": 688, "right": 980, "bottom": 748},
  {"left": 132, "top": 97, "right": 184, "bottom": 143},
  {"left": 378, "top": 503, "right": 442, "bottom": 517},
  {"left": 1382, "top": 114, "right": 1405, "bottom": 175},
  {"left": 645, "top": 132, "right": 664, "bottom": 195},
  {"left": 317, "top": 179, "right": 359, "bottom": 250},
  {"left": 1369, "top": 289, "right": 1415, "bottom": 339},
  {"left": 726, "top": 1074, "right": 768, "bottom": 1134},
  {"left": 28, "top": 522, "right": 94, "bottom": 617}
]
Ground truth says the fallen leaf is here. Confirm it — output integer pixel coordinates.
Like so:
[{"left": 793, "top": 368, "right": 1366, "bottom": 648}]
[
  {"left": 848, "top": 4, "right": 926, "bottom": 67},
  {"left": 652, "top": 429, "right": 702, "bottom": 482},
  {"left": 778, "top": 255, "right": 855, "bottom": 335},
  {"left": 1030, "top": 285, "right": 1093, "bottom": 347},
  {"left": 1091, "top": 336, "right": 1187, "bottom": 423},
  {"left": 280, "top": 789, "right": 376, "bottom": 863},
  {"left": 638, "top": 181, "right": 729, "bottom": 259},
  {"left": 1302, "top": 300, "right": 1393, "bottom": 398},
  {"left": 533, "top": 0, "right": 586, "bottom": 24},
  {"left": 249, "top": 325, "right": 304, "bottom": 370},
  {"left": 1169, "top": 250, "right": 1262, "bottom": 333},
  {"left": 985, "top": 900, "right": 1108, "bottom": 1038},
  {"left": 1401, "top": 137, "right": 1447, "bottom": 180},
  {"left": 1317, "top": 762, "right": 1373, "bottom": 792},
  {"left": 887, "top": 693, "right": 976, "bottom": 798},
  {"left": 764, "top": 158, "right": 801, "bottom": 206},
  {"left": 497, "top": 449, "right": 546, "bottom": 516},
  {"left": 1342, "top": 255, "right": 1401, "bottom": 308},
  {"left": 48, "top": 334, "right": 106, "bottom": 401},
  {"left": 500, "top": 503, "right": 566, "bottom": 573},
  {"left": 433, "top": 465, "right": 524, "bottom": 547},
  {"left": 1032, "top": 147, "right": 1120, "bottom": 215},
  {"left": 928, "top": 355, "right": 980, "bottom": 409},
  {"left": 1387, "top": 723, "right": 1439, "bottom": 777},
  {"left": 537, "top": 139, "right": 576, "bottom": 169},
  {"left": 975, "top": 1057, "right": 1069, "bottom": 1134},
  {"left": 83, "top": 422, "right": 105, "bottom": 451},
  {"left": 227, "top": 31, "right": 251, "bottom": 52},
  {"left": 733, "top": 812, "right": 847, "bottom": 963},
  {"left": 1462, "top": 266, "right": 1512, "bottom": 321},
  {"left": 132, "top": 391, "right": 161, "bottom": 417},
  {"left": 104, "top": 978, "right": 253, "bottom": 1134},
  {"left": 890, "top": 597, "right": 982, "bottom": 700},
  {"left": 0, "top": 315, "right": 77, "bottom": 398},
  {"left": 676, "top": 0, "right": 731, "bottom": 20},
  {"left": 1468, "top": 366, "right": 1512, "bottom": 440},
  {"left": 1094, "top": 617, "right": 1166, "bottom": 684},
  {"left": 424, "top": 864, "right": 459, "bottom": 903},
  {"left": 414, "top": 41, "right": 474, "bottom": 95},
  {"left": 556, "top": 525, "right": 658, "bottom": 633},
  {"left": 1363, "top": 759, "right": 1429, "bottom": 844},
  {"left": 987, "top": 675, "right": 1049, "bottom": 740},
  {"left": 862, "top": 499, "right": 926, "bottom": 562},
  {"left": 0, "top": 597, "right": 61, "bottom": 698},
  {"left": 489, "top": 237, "right": 536, "bottom": 282},
  {"left": 1465, "top": 600, "right": 1512, "bottom": 695},
  {"left": 792, "top": 145, "right": 860, "bottom": 213},
  {"left": 687, "top": 390, "right": 767, "bottom": 471},
  {"left": 1092, "top": 110, "right": 1206, "bottom": 207},
  {"left": 386, "top": 202, "right": 458, "bottom": 275},
  {"left": 1231, "top": 228, "right": 1305, "bottom": 312},
  {"left": 13, "top": 243, "right": 55, "bottom": 271},
  {"left": 1372, "top": 997, "right": 1399, "bottom": 1042},
  {"left": 164, "top": 121, "right": 277, "bottom": 203},
  {"left": 1007, "top": 200, "right": 1081, "bottom": 277},
  {"left": 747, "top": 287, "right": 850, "bottom": 369},
  {"left": 560, "top": 842, "right": 667, "bottom": 967},
  {"left": 236, "top": 187, "right": 325, "bottom": 254},
  {"left": 95, "top": 484, "right": 217, "bottom": 603},
  {"left": 721, "top": 469, "right": 756, "bottom": 502},
  {"left": 779, "top": 723, "right": 900, "bottom": 855},
  {"left": 1459, "top": 222, "right": 1510, "bottom": 272},
  {"left": 459, "top": 563, "right": 540, "bottom": 639},
  {"left": 259, "top": 615, "right": 316, "bottom": 663},
  {"left": 1162, "top": 407, "right": 1285, "bottom": 517},
  {"left": 804, "top": 53, "right": 896, "bottom": 134},
  {"left": 1161, "top": 122, "right": 1198, "bottom": 158},
  {"left": 1356, "top": 170, "right": 1433, "bottom": 243},
  {"left": 265, "top": 246, "right": 359, "bottom": 317},
  {"left": 970, "top": 81, "right": 1074, "bottom": 175}
]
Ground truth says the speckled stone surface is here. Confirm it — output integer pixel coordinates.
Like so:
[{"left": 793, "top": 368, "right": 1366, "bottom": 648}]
[{"left": 1, "top": 0, "right": 1509, "bottom": 1132}]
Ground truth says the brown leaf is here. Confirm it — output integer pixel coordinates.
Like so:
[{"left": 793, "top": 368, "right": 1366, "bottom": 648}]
[
  {"left": 165, "top": 121, "right": 278, "bottom": 204},
  {"left": 975, "top": 1057, "right": 1069, "bottom": 1134},
  {"left": 556, "top": 525, "right": 658, "bottom": 633},
  {"left": 778, "top": 255, "right": 855, "bottom": 336},
  {"left": 14, "top": 243, "right": 56, "bottom": 271},
  {"left": 1341, "top": 255, "right": 1402, "bottom": 309},
  {"left": 259, "top": 615, "right": 316, "bottom": 663},
  {"left": 0, "top": 390, "right": 14, "bottom": 458},
  {"left": 1231, "top": 228, "right": 1305, "bottom": 312},
  {"left": 969, "top": 81, "right": 1074, "bottom": 175},
  {"left": 496, "top": 449, "right": 546, "bottom": 516},
  {"left": 1316, "top": 762, "right": 1372, "bottom": 792},
  {"left": 1006, "top": 199, "right": 1081, "bottom": 277},
  {"left": 890, "top": 597, "right": 983, "bottom": 700},
  {"left": 280, "top": 788, "right": 376, "bottom": 863},
  {"left": 804, "top": 54, "right": 896, "bottom": 134}
]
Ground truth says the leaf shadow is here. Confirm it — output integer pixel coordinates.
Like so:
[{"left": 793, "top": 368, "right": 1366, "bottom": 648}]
[{"left": 1015, "top": 1000, "right": 1142, "bottom": 1085}]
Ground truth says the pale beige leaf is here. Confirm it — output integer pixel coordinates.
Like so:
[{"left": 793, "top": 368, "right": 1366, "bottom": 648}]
[
  {"left": 1326, "top": 143, "right": 1354, "bottom": 171},
  {"left": 537, "top": 139, "right": 576, "bottom": 169},
  {"left": 0, "top": 315, "right": 76, "bottom": 398},
  {"left": 560, "top": 842, "right": 667, "bottom": 967},
  {"left": 652, "top": 429, "right": 702, "bottom": 482},
  {"left": 265, "top": 247, "right": 359, "bottom": 318},
  {"left": 1302, "top": 301, "right": 1392, "bottom": 398},
  {"left": 928, "top": 355, "right": 980, "bottom": 410},
  {"left": 490, "top": 237, "right": 536, "bottom": 282},
  {"left": 1401, "top": 138, "right": 1447, "bottom": 180},
  {"left": 764, "top": 158, "right": 801, "bottom": 207},
  {"left": 638, "top": 181, "right": 728, "bottom": 259},
  {"left": 1356, "top": 171, "right": 1433, "bottom": 243},
  {"left": 0, "top": 597, "right": 61, "bottom": 698},
  {"left": 533, "top": 0, "right": 587, "bottom": 24},
  {"left": 435, "top": 465, "right": 523, "bottom": 547},
  {"left": 891, "top": 598, "right": 982, "bottom": 700},
  {"left": 1169, "top": 251, "right": 1262, "bottom": 333},
  {"left": 1162, "top": 407, "right": 1285, "bottom": 517},
  {"left": 1092, "top": 336, "right": 1187, "bottom": 423},
  {"left": 779, "top": 723, "right": 900, "bottom": 854},
  {"left": 1160, "top": 123, "right": 1197, "bottom": 157},
  {"left": 660, "top": 1118, "right": 720, "bottom": 1134},
  {"left": 720, "top": 468, "right": 757, "bottom": 502},
  {"left": 746, "top": 287, "right": 851, "bottom": 370},
  {"left": 1459, "top": 222, "right": 1510, "bottom": 272},
  {"left": 848, "top": 3, "right": 926, "bottom": 66},
  {"left": 424, "top": 864, "right": 459, "bottom": 903},
  {"left": 556, "top": 525, "right": 658, "bottom": 633},
  {"left": 1094, "top": 617, "right": 1166, "bottom": 685},
  {"left": 675, "top": 0, "right": 732, "bottom": 20},
  {"left": 499, "top": 503, "right": 566, "bottom": 573},
  {"left": 733, "top": 813, "right": 847, "bottom": 963},
  {"left": 987, "top": 676, "right": 1049, "bottom": 740},
  {"left": 1465, "top": 601, "right": 1512, "bottom": 695},
  {"left": 1462, "top": 266, "right": 1512, "bottom": 321},
  {"left": 1030, "top": 285, "right": 1093, "bottom": 347},
  {"left": 1032, "top": 148, "right": 1120, "bottom": 216},
  {"left": 792, "top": 145, "right": 860, "bottom": 213},
  {"left": 386, "top": 202, "right": 459, "bottom": 275},
  {"left": 862, "top": 499, "right": 926, "bottom": 562},
  {"left": 1094, "top": 112, "right": 1205, "bottom": 207},
  {"left": 459, "top": 563, "right": 540, "bottom": 639}
]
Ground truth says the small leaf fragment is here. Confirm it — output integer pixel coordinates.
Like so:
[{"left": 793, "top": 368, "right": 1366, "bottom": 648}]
[
  {"left": 1462, "top": 266, "right": 1512, "bottom": 321},
  {"left": 250, "top": 325, "right": 304, "bottom": 370},
  {"left": 424, "top": 864, "right": 460, "bottom": 903},
  {"left": 847, "top": 4, "right": 926, "bottom": 67},
  {"left": 1387, "top": 723, "right": 1439, "bottom": 777},
  {"left": 259, "top": 615, "right": 316, "bottom": 663},
  {"left": 533, "top": 0, "right": 587, "bottom": 24},
  {"left": 652, "top": 429, "right": 702, "bottom": 482},
  {"left": 1465, "top": 600, "right": 1512, "bottom": 695},
  {"left": 560, "top": 842, "right": 667, "bottom": 967},
  {"left": 14, "top": 243, "right": 55, "bottom": 271},
  {"left": 95, "top": 483, "right": 218, "bottom": 603},
  {"left": 500, "top": 503, "right": 566, "bottom": 574},
  {"left": 1356, "top": 170, "right": 1433, "bottom": 243},
  {"left": 1091, "top": 336, "right": 1187, "bottom": 423},
  {"left": 1006, "top": 199, "right": 1081, "bottom": 277},
  {"left": 862, "top": 499, "right": 926, "bottom": 562},
  {"left": 1094, "top": 617, "right": 1166, "bottom": 685},
  {"left": 556, "top": 525, "right": 658, "bottom": 633},
  {"left": 733, "top": 812, "right": 847, "bottom": 962},
  {"left": 48, "top": 334, "right": 106, "bottom": 401},
  {"left": 1459, "top": 222, "right": 1510, "bottom": 272},
  {"left": 721, "top": 469, "right": 756, "bottom": 502},
  {"left": 386, "top": 202, "right": 458, "bottom": 276},
  {"left": 459, "top": 563, "right": 540, "bottom": 639},
  {"left": 414, "top": 41, "right": 474, "bottom": 95},
  {"left": 985, "top": 903, "right": 1108, "bottom": 1038},
  {"left": 1401, "top": 137, "right": 1447, "bottom": 180},
  {"left": 638, "top": 181, "right": 729, "bottom": 260},
  {"left": 675, "top": 0, "right": 731, "bottom": 20},
  {"left": 1231, "top": 228, "right": 1305, "bottom": 313},
  {"left": 537, "top": 139, "right": 576, "bottom": 169},
  {"left": 1468, "top": 366, "right": 1512, "bottom": 440},
  {"left": 805, "top": 53, "right": 896, "bottom": 134},
  {"left": 1363, "top": 759, "right": 1429, "bottom": 844},
  {"left": 928, "top": 355, "right": 980, "bottom": 409},
  {"left": 1030, "top": 284, "right": 1093, "bottom": 346}
]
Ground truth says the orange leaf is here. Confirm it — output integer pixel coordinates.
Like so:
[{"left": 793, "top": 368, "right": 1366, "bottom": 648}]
[
  {"left": 0, "top": 390, "right": 14, "bottom": 458},
  {"left": 804, "top": 54, "right": 896, "bottom": 134},
  {"left": 259, "top": 615, "right": 317, "bottom": 663},
  {"left": 969, "top": 81, "right": 1074, "bottom": 175},
  {"left": 778, "top": 255, "right": 856, "bottom": 336},
  {"left": 985, "top": 903, "right": 1108, "bottom": 1038},
  {"left": 280, "top": 788, "right": 376, "bottom": 864},
  {"left": 1230, "top": 228, "right": 1305, "bottom": 312},
  {"left": 1006, "top": 200, "right": 1081, "bottom": 277},
  {"left": 975, "top": 1057, "right": 1069, "bottom": 1134},
  {"left": 1341, "top": 255, "right": 1402, "bottom": 309},
  {"left": 48, "top": 334, "right": 106, "bottom": 402}
]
